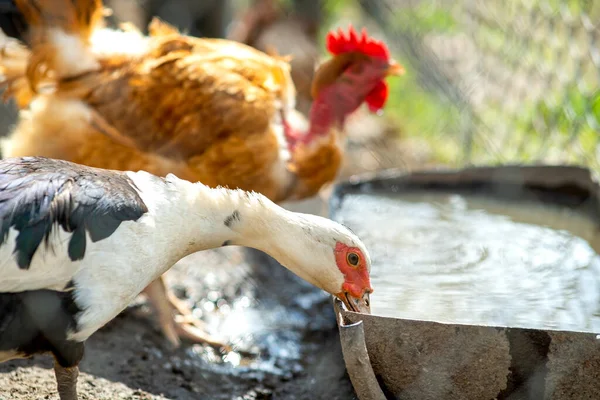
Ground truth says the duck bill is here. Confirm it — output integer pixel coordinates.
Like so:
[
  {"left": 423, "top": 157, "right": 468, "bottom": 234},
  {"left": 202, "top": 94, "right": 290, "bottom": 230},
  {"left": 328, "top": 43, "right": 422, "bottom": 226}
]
[
  {"left": 386, "top": 60, "right": 405, "bottom": 77},
  {"left": 340, "top": 292, "right": 371, "bottom": 314}
]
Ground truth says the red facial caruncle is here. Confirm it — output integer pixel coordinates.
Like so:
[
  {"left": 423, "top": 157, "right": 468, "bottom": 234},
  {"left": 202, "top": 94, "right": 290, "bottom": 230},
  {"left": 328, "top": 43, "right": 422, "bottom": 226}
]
[
  {"left": 333, "top": 241, "right": 372, "bottom": 299},
  {"left": 325, "top": 24, "right": 404, "bottom": 113},
  {"left": 285, "top": 25, "right": 403, "bottom": 150}
]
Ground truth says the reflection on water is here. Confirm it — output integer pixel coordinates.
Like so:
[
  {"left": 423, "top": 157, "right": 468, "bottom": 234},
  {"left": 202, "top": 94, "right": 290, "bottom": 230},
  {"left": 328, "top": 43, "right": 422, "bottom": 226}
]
[{"left": 335, "top": 192, "right": 600, "bottom": 332}]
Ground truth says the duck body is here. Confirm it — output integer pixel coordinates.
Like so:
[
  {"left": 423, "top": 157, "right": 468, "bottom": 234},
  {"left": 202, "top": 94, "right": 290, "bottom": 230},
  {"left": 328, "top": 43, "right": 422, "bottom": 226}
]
[
  {"left": 0, "top": 156, "right": 373, "bottom": 400},
  {"left": 0, "top": 157, "right": 178, "bottom": 374}
]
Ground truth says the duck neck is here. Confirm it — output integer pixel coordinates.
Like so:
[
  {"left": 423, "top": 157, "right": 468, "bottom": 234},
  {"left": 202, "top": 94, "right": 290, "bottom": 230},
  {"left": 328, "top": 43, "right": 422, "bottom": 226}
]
[
  {"left": 164, "top": 174, "right": 289, "bottom": 258},
  {"left": 166, "top": 174, "right": 334, "bottom": 289},
  {"left": 143, "top": 173, "right": 345, "bottom": 296}
]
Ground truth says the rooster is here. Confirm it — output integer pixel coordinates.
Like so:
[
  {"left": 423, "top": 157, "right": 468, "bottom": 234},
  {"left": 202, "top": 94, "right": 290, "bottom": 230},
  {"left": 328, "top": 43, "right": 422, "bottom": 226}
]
[{"left": 0, "top": 0, "right": 403, "bottom": 348}]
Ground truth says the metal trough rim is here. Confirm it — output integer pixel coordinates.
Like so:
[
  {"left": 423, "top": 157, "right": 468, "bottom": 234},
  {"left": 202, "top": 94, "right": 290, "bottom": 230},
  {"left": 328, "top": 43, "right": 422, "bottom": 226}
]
[
  {"left": 330, "top": 164, "right": 600, "bottom": 400},
  {"left": 334, "top": 298, "right": 386, "bottom": 400},
  {"left": 331, "top": 164, "right": 600, "bottom": 216}
]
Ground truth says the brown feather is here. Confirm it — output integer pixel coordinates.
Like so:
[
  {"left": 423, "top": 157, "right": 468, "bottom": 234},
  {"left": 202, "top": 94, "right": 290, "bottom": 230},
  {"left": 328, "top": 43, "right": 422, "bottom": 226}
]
[
  {"left": 148, "top": 17, "right": 180, "bottom": 37},
  {"left": 6, "top": 0, "right": 105, "bottom": 99},
  {"left": 287, "top": 133, "right": 343, "bottom": 200},
  {"left": 14, "top": 0, "right": 104, "bottom": 41},
  {"left": 54, "top": 36, "right": 290, "bottom": 160},
  {"left": 1, "top": 8, "right": 344, "bottom": 204},
  {"left": 0, "top": 33, "right": 36, "bottom": 108}
]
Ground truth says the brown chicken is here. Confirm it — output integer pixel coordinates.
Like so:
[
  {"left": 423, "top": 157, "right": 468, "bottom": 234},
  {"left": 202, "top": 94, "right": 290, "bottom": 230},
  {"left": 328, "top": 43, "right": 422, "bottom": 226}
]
[{"left": 0, "top": 0, "right": 404, "bottom": 348}]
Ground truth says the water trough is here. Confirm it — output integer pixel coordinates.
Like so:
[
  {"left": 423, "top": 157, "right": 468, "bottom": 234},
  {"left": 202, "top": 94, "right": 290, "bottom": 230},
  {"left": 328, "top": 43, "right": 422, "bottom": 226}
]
[{"left": 329, "top": 165, "right": 600, "bottom": 400}]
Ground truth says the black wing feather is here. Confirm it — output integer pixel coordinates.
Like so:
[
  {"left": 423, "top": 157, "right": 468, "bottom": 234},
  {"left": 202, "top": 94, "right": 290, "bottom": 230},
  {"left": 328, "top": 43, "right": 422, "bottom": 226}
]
[{"left": 0, "top": 157, "right": 149, "bottom": 269}]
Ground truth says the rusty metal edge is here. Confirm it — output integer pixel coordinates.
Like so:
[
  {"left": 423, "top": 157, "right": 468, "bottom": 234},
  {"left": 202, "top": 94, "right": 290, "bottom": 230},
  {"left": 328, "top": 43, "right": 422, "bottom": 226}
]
[{"left": 333, "top": 298, "right": 387, "bottom": 400}]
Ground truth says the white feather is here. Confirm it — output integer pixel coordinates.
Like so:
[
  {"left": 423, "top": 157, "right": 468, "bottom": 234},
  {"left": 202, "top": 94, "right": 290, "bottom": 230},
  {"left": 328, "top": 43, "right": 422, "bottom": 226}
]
[
  {"left": 0, "top": 168, "right": 364, "bottom": 342},
  {"left": 0, "top": 227, "right": 82, "bottom": 292},
  {"left": 47, "top": 29, "right": 100, "bottom": 77},
  {"left": 89, "top": 27, "right": 149, "bottom": 57}
]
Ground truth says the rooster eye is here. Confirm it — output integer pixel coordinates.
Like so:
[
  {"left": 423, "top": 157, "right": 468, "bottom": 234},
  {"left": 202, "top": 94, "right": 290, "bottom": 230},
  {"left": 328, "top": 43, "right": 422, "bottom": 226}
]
[{"left": 347, "top": 252, "right": 360, "bottom": 266}]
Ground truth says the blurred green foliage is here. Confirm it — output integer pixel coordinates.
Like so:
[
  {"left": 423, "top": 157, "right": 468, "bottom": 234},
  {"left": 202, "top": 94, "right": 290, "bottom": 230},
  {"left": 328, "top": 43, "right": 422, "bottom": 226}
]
[
  {"left": 467, "top": 0, "right": 600, "bottom": 170},
  {"left": 391, "top": 2, "right": 458, "bottom": 34}
]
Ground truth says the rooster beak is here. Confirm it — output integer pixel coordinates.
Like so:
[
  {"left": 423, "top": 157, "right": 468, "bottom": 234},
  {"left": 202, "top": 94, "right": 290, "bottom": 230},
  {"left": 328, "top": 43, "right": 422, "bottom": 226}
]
[
  {"left": 340, "top": 291, "right": 371, "bottom": 314},
  {"left": 386, "top": 60, "right": 405, "bottom": 77}
]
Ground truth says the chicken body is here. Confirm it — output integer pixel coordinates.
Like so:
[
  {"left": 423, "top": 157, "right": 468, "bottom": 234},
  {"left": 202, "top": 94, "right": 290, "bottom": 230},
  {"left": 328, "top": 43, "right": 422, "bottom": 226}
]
[
  {"left": 0, "top": 0, "right": 401, "bottom": 348},
  {"left": 3, "top": 19, "right": 336, "bottom": 202}
]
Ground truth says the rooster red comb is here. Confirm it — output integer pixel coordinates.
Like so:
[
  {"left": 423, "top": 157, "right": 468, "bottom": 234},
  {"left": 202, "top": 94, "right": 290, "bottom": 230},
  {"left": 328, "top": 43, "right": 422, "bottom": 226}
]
[{"left": 326, "top": 25, "right": 391, "bottom": 61}]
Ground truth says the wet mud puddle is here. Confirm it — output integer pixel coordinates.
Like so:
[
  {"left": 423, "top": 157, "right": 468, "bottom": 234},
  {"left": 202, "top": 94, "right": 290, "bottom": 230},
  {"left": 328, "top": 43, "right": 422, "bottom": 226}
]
[{"left": 335, "top": 192, "right": 600, "bottom": 332}]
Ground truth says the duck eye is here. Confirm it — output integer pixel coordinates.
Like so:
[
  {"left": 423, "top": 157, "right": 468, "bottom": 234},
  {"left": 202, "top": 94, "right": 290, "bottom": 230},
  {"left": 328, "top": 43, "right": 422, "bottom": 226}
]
[{"left": 347, "top": 252, "right": 360, "bottom": 266}]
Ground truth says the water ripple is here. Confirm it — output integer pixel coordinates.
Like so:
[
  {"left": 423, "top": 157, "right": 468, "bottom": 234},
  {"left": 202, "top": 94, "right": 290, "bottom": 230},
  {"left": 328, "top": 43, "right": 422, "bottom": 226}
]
[{"left": 337, "top": 192, "right": 600, "bottom": 332}]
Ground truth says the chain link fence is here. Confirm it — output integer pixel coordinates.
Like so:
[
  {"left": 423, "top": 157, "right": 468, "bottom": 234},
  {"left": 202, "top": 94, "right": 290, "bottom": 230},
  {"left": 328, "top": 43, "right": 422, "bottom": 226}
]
[{"left": 351, "top": 0, "right": 600, "bottom": 171}]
